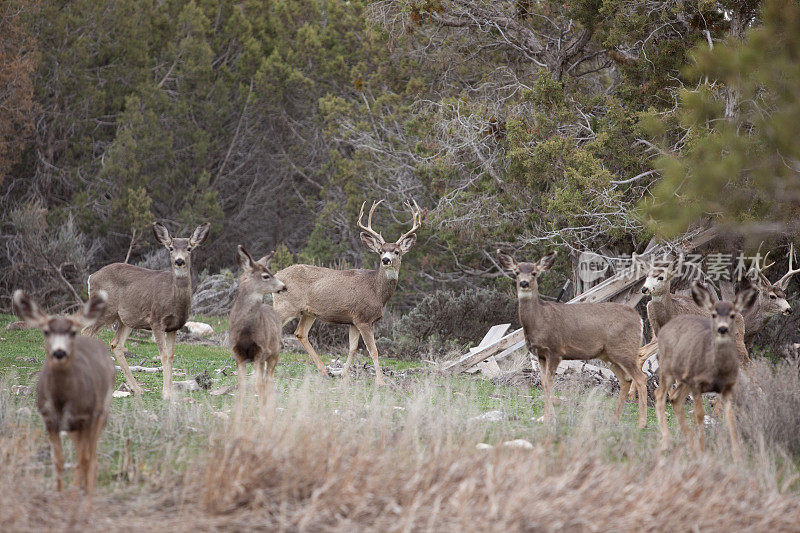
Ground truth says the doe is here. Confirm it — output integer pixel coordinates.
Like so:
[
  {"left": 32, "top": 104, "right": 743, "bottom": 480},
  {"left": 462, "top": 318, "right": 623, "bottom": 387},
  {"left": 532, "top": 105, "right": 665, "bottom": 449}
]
[
  {"left": 229, "top": 245, "right": 285, "bottom": 411},
  {"left": 13, "top": 290, "right": 115, "bottom": 495},
  {"left": 655, "top": 282, "right": 758, "bottom": 458},
  {"left": 498, "top": 249, "right": 648, "bottom": 428}
]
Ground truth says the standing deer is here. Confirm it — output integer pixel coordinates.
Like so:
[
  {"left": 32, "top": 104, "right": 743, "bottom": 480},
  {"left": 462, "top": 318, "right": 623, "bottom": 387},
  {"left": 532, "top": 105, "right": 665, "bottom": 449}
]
[
  {"left": 655, "top": 282, "right": 758, "bottom": 458},
  {"left": 84, "top": 221, "right": 210, "bottom": 398},
  {"left": 273, "top": 200, "right": 422, "bottom": 386},
  {"left": 497, "top": 249, "right": 648, "bottom": 428},
  {"left": 229, "top": 246, "right": 285, "bottom": 412},
  {"left": 13, "top": 290, "right": 115, "bottom": 495},
  {"left": 741, "top": 244, "right": 798, "bottom": 348},
  {"left": 639, "top": 260, "right": 748, "bottom": 366}
]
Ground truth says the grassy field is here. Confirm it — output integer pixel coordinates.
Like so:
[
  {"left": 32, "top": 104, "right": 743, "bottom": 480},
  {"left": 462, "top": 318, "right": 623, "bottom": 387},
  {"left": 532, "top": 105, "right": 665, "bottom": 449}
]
[{"left": 1, "top": 312, "right": 799, "bottom": 531}]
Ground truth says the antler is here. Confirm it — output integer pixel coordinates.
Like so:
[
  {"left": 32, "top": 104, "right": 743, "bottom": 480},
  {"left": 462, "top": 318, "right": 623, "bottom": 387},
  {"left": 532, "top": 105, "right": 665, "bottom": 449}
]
[
  {"left": 395, "top": 199, "right": 423, "bottom": 244},
  {"left": 748, "top": 242, "right": 776, "bottom": 285},
  {"left": 358, "top": 200, "right": 385, "bottom": 244},
  {"left": 777, "top": 243, "right": 800, "bottom": 290}
]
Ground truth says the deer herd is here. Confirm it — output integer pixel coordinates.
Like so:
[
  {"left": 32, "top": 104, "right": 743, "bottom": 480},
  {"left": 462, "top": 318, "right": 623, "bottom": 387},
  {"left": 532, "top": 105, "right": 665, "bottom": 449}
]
[{"left": 11, "top": 199, "right": 799, "bottom": 495}]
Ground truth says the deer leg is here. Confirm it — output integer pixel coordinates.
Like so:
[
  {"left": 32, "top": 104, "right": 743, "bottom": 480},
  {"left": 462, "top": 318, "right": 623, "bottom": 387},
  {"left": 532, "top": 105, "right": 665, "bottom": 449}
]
[
  {"left": 540, "top": 355, "right": 559, "bottom": 422},
  {"left": 264, "top": 357, "right": 279, "bottom": 418},
  {"left": 670, "top": 384, "right": 692, "bottom": 448},
  {"left": 152, "top": 329, "right": 171, "bottom": 399},
  {"left": 722, "top": 390, "right": 741, "bottom": 460},
  {"left": 48, "top": 430, "right": 65, "bottom": 491},
  {"left": 294, "top": 314, "right": 329, "bottom": 376},
  {"left": 85, "top": 418, "right": 104, "bottom": 496},
  {"left": 620, "top": 358, "right": 648, "bottom": 429},
  {"left": 692, "top": 388, "right": 707, "bottom": 454},
  {"left": 165, "top": 330, "right": 178, "bottom": 399},
  {"left": 255, "top": 358, "right": 266, "bottom": 409},
  {"left": 357, "top": 323, "right": 386, "bottom": 386},
  {"left": 655, "top": 374, "right": 673, "bottom": 453},
  {"left": 234, "top": 359, "right": 247, "bottom": 423},
  {"left": 342, "top": 325, "right": 360, "bottom": 379},
  {"left": 70, "top": 430, "right": 89, "bottom": 491},
  {"left": 608, "top": 362, "right": 633, "bottom": 424},
  {"left": 110, "top": 323, "right": 143, "bottom": 395}
]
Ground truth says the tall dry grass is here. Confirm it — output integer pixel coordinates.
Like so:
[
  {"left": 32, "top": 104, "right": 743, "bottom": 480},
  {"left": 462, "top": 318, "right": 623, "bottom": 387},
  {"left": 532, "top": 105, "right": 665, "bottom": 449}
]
[{"left": 2, "top": 368, "right": 800, "bottom": 531}]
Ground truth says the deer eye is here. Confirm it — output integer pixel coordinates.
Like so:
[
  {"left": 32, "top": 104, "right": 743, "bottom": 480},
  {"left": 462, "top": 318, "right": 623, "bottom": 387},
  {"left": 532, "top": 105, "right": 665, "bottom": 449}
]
[
  {"left": 770, "top": 294, "right": 776, "bottom": 299},
  {"left": 70, "top": 331, "right": 76, "bottom": 337},
  {"left": 730, "top": 313, "right": 736, "bottom": 319},
  {"left": 261, "top": 273, "right": 271, "bottom": 280},
  {"left": 43, "top": 330, "right": 50, "bottom": 337},
  {"left": 711, "top": 313, "right": 717, "bottom": 319},
  {"left": 394, "top": 250, "right": 400, "bottom": 255},
  {"left": 168, "top": 246, "right": 174, "bottom": 252},
  {"left": 187, "top": 246, "right": 192, "bottom": 252},
  {"left": 657, "top": 276, "right": 664, "bottom": 281}
]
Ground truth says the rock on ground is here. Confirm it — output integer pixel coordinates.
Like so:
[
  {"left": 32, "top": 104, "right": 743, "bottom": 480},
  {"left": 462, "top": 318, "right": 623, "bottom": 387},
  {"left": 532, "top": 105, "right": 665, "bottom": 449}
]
[
  {"left": 183, "top": 321, "right": 214, "bottom": 337},
  {"left": 469, "top": 410, "right": 505, "bottom": 423}
]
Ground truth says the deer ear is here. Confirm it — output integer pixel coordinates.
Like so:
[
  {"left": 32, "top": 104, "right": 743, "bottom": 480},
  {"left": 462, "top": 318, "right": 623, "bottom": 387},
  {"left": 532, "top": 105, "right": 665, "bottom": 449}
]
[
  {"left": 76, "top": 291, "right": 107, "bottom": 327},
  {"left": 360, "top": 232, "right": 383, "bottom": 254},
  {"left": 496, "top": 250, "right": 519, "bottom": 273},
  {"left": 691, "top": 282, "right": 714, "bottom": 311},
  {"left": 537, "top": 251, "right": 557, "bottom": 272},
  {"left": 236, "top": 245, "right": 256, "bottom": 273},
  {"left": 398, "top": 233, "right": 416, "bottom": 254},
  {"left": 189, "top": 222, "right": 211, "bottom": 247},
  {"left": 257, "top": 251, "right": 275, "bottom": 269},
  {"left": 12, "top": 290, "right": 48, "bottom": 328},
  {"left": 733, "top": 283, "right": 759, "bottom": 313},
  {"left": 152, "top": 222, "right": 172, "bottom": 247}
]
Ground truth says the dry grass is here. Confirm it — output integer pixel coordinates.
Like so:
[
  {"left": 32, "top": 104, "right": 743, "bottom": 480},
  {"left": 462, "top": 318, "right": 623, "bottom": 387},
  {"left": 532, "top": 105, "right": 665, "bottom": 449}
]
[{"left": 2, "top": 370, "right": 800, "bottom": 531}]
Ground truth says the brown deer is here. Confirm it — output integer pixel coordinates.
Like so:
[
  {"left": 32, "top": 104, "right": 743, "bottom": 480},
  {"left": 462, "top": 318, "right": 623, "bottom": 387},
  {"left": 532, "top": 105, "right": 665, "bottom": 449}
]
[
  {"left": 639, "top": 259, "right": 748, "bottom": 366},
  {"left": 655, "top": 282, "right": 758, "bottom": 458},
  {"left": 497, "top": 249, "right": 648, "bottom": 428},
  {"left": 229, "top": 246, "right": 285, "bottom": 411},
  {"left": 13, "top": 290, "right": 115, "bottom": 495},
  {"left": 741, "top": 244, "right": 799, "bottom": 348},
  {"left": 273, "top": 200, "right": 422, "bottom": 386},
  {"left": 84, "top": 221, "right": 210, "bottom": 398}
]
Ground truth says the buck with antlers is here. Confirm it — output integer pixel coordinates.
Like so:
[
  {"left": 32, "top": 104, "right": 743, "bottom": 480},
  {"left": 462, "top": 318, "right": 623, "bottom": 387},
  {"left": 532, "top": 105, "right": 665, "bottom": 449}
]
[
  {"left": 498, "top": 249, "right": 648, "bottom": 428},
  {"left": 84, "top": 222, "right": 210, "bottom": 398},
  {"left": 229, "top": 246, "right": 285, "bottom": 411},
  {"left": 741, "top": 243, "right": 799, "bottom": 347},
  {"left": 273, "top": 200, "right": 422, "bottom": 386},
  {"left": 13, "top": 290, "right": 115, "bottom": 495}
]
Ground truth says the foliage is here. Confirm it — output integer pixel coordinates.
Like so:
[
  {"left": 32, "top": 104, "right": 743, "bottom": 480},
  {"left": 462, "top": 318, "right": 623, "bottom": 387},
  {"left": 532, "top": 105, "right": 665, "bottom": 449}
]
[{"left": 644, "top": 0, "right": 800, "bottom": 238}]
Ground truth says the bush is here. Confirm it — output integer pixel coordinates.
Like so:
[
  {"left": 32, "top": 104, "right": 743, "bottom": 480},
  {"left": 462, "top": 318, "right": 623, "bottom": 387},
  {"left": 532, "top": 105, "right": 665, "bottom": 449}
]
[
  {"left": 381, "top": 288, "right": 519, "bottom": 358},
  {"left": 0, "top": 203, "right": 99, "bottom": 312},
  {"left": 737, "top": 359, "right": 800, "bottom": 458}
]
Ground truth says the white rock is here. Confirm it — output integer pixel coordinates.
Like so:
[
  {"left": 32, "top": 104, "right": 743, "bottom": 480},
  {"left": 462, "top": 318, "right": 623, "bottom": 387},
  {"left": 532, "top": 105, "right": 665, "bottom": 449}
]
[
  {"left": 112, "top": 390, "right": 131, "bottom": 398},
  {"left": 16, "top": 407, "right": 32, "bottom": 417},
  {"left": 476, "top": 443, "right": 494, "bottom": 450},
  {"left": 174, "top": 380, "right": 200, "bottom": 392},
  {"left": 184, "top": 321, "right": 214, "bottom": 337},
  {"left": 11, "top": 385, "right": 31, "bottom": 396},
  {"left": 503, "top": 439, "right": 534, "bottom": 450},
  {"left": 469, "top": 410, "right": 505, "bottom": 422}
]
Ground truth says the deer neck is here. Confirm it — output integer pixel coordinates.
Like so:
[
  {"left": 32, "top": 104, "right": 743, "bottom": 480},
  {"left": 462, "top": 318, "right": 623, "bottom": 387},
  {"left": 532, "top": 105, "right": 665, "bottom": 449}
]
[
  {"left": 170, "top": 269, "right": 193, "bottom": 312},
  {"left": 376, "top": 265, "right": 399, "bottom": 305},
  {"left": 231, "top": 282, "right": 264, "bottom": 318}
]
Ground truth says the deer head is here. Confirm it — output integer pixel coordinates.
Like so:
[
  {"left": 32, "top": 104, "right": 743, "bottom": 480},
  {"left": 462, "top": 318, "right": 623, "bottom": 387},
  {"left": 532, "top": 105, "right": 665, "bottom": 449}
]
[
  {"left": 13, "top": 290, "right": 107, "bottom": 364},
  {"left": 236, "top": 245, "right": 286, "bottom": 296},
  {"left": 641, "top": 256, "right": 683, "bottom": 297},
  {"left": 497, "top": 250, "right": 557, "bottom": 299},
  {"left": 691, "top": 281, "right": 757, "bottom": 340},
  {"left": 152, "top": 222, "right": 211, "bottom": 278},
  {"left": 748, "top": 244, "right": 798, "bottom": 316},
  {"left": 358, "top": 199, "right": 423, "bottom": 280}
]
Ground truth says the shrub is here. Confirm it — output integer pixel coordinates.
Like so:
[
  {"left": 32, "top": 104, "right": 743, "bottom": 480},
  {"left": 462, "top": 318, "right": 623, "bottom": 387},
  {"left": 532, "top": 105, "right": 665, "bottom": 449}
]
[{"left": 381, "top": 288, "right": 519, "bottom": 358}]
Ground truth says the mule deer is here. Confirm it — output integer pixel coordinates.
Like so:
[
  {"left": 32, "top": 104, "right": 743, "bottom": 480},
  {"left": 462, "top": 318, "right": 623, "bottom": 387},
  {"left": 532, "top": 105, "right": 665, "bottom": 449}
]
[
  {"left": 273, "top": 200, "right": 422, "bottom": 386},
  {"left": 741, "top": 244, "right": 799, "bottom": 348},
  {"left": 84, "top": 221, "right": 210, "bottom": 398},
  {"left": 640, "top": 259, "right": 747, "bottom": 366},
  {"left": 655, "top": 282, "right": 758, "bottom": 458},
  {"left": 497, "top": 249, "right": 648, "bottom": 428},
  {"left": 13, "top": 290, "right": 115, "bottom": 495},
  {"left": 229, "top": 246, "right": 285, "bottom": 411}
]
